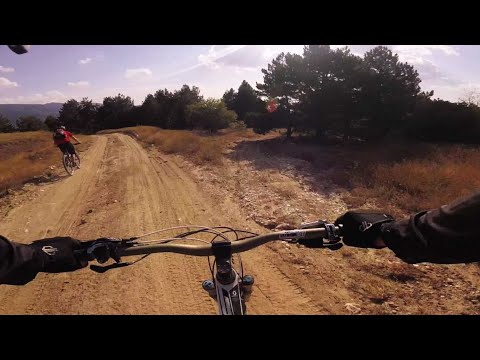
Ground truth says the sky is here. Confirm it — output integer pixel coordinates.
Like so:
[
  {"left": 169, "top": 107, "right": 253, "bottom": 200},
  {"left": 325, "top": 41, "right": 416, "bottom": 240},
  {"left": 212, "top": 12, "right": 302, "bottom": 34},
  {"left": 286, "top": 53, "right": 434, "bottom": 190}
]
[{"left": 0, "top": 45, "right": 478, "bottom": 105}]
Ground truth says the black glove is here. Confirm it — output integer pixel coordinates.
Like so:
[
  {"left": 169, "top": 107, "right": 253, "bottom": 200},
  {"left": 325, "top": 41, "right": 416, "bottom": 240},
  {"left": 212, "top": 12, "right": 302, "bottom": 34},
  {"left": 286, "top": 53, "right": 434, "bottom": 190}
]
[
  {"left": 30, "top": 237, "right": 88, "bottom": 273},
  {"left": 335, "top": 211, "right": 395, "bottom": 248}
]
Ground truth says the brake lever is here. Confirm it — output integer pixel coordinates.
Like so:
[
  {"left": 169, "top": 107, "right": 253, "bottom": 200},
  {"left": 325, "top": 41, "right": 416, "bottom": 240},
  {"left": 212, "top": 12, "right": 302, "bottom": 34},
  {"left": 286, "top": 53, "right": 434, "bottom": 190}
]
[
  {"left": 297, "top": 238, "right": 344, "bottom": 250},
  {"left": 90, "top": 262, "right": 131, "bottom": 273}
]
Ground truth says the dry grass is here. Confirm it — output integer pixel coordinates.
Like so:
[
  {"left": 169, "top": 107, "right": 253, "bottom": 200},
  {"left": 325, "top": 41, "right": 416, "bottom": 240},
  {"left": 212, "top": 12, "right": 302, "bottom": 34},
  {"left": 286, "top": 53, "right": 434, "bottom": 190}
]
[
  {"left": 0, "top": 131, "right": 91, "bottom": 193},
  {"left": 342, "top": 143, "right": 480, "bottom": 215},
  {"left": 231, "top": 133, "right": 480, "bottom": 216},
  {"left": 100, "top": 126, "right": 263, "bottom": 165}
]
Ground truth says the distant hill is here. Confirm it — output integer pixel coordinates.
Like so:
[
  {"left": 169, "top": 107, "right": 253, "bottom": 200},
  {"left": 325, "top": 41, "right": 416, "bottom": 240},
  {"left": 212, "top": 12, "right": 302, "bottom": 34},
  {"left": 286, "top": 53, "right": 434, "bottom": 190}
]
[{"left": 0, "top": 103, "right": 63, "bottom": 124}]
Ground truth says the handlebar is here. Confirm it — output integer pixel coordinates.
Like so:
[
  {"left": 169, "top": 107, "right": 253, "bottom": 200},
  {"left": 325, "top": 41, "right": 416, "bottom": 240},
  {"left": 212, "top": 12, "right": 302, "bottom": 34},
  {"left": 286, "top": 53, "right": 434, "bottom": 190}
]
[
  {"left": 124, "top": 227, "right": 341, "bottom": 257},
  {"left": 77, "top": 225, "right": 343, "bottom": 267}
]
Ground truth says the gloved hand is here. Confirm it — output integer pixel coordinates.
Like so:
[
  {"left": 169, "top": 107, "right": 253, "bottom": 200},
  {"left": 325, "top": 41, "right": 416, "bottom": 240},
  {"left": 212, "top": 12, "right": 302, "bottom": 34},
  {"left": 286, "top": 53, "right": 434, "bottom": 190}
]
[
  {"left": 30, "top": 237, "right": 88, "bottom": 273},
  {"left": 335, "top": 211, "right": 395, "bottom": 248}
]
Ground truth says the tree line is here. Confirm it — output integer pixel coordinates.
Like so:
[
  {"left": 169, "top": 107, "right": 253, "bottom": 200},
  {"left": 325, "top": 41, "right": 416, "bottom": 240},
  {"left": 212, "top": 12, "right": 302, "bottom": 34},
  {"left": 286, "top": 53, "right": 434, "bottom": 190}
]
[{"left": 2, "top": 45, "right": 480, "bottom": 144}]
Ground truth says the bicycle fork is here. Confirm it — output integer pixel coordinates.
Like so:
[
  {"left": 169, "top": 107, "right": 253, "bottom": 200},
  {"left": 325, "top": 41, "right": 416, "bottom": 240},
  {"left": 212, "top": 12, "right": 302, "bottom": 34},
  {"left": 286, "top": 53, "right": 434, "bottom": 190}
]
[
  {"left": 202, "top": 273, "right": 255, "bottom": 299},
  {"left": 201, "top": 239, "right": 255, "bottom": 314}
]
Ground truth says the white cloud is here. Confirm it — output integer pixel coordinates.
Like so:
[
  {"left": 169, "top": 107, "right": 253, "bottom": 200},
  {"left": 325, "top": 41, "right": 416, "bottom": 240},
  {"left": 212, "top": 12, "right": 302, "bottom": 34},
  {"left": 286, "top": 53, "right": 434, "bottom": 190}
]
[
  {"left": 79, "top": 57, "right": 92, "bottom": 65},
  {"left": 393, "top": 45, "right": 459, "bottom": 64},
  {"left": 198, "top": 45, "right": 305, "bottom": 71},
  {"left": 0, "top": 77, "right": 18, "bottom": 88},
  {"left": 198, "top": 46, "right": 220, "bottom": 69},
  {"left": 164, "top": 45, "right": 304, "bottom": 80},
  {"left": 125, "top": 68, "right": 153, "bottom": 80},
  {"left": 198, "top": 45, "right": 247, "bottom": 69},
  {"left": 0, "top": 66, "right": 15, "bottom": 73},
  {"left": 0, "top": 90, "right": 67, "bottom": 104},
  {"left": 262, "top": 45, "right": 305, "bottom": 61},
  {"left": 423, "top": 82, "right": 480, "bottom": 103},
  {"left": 67, "top": 80, "right": 90, "bottom": 88},
  {"left": 387, "top": 45, "right": 460, "bottom": 87}
]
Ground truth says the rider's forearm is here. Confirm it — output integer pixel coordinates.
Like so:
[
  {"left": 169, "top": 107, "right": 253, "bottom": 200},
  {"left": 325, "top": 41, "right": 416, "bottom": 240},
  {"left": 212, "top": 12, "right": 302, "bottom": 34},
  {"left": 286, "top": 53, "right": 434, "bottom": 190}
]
[
  {"left": 380, "top": 191, "right": 480, "bottom": 264},
  {"left": 0, "top": 236, "right": 44, "bottom": 285}
]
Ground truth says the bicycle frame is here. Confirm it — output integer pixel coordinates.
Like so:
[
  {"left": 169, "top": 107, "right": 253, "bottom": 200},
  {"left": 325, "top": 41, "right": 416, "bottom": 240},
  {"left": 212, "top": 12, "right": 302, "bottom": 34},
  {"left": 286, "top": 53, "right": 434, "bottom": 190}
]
[
  {"left": 211, "top": 265, "right": 245, "bottom": 315},
  {"left": 209, "top": 238, "right": 246, "bottom": 315}
]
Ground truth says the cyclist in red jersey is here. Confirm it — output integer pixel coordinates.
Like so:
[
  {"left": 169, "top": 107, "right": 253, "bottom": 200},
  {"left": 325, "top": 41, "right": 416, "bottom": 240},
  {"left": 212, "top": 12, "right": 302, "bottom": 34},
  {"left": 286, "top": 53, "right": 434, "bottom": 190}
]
[{"left": 53, "top": 125, "right": 81, "bottom": 157}]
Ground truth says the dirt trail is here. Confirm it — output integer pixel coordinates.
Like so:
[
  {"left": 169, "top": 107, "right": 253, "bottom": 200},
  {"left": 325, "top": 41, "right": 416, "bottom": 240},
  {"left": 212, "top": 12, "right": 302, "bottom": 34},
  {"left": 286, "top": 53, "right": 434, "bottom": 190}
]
[{"left": 0, "top": 134, "right": 323, "bottom": 314}]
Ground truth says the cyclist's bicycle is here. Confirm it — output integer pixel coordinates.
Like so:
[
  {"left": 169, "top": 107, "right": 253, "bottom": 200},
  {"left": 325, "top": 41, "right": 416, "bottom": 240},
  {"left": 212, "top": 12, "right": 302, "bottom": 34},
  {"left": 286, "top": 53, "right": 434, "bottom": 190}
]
[
  {"left": 75, "top": 221, "right": 343, "bottom": 315},
  {"left": 62, "top": 144, "right": 81, "bottom": 176}
]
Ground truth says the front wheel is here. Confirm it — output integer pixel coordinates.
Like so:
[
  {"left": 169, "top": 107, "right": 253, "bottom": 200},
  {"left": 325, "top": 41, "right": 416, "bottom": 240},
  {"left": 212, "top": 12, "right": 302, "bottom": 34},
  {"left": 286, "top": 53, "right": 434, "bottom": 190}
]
[
  {"left": 73, "top": 153, "right": 80, "bottom": 169},
  {"left": 63, "top": 154, "right": 75, "bottom": 175}
]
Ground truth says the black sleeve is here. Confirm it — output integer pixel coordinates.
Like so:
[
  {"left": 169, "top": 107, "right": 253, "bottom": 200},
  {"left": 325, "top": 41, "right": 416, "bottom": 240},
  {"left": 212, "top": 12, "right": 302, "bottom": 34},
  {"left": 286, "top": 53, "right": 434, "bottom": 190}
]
[
  {"left": 0, "top": 236, "right": 44, "bottom": 285},
  {"left": 381, "top": 191, "right": 480, "bottom": 264}
]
